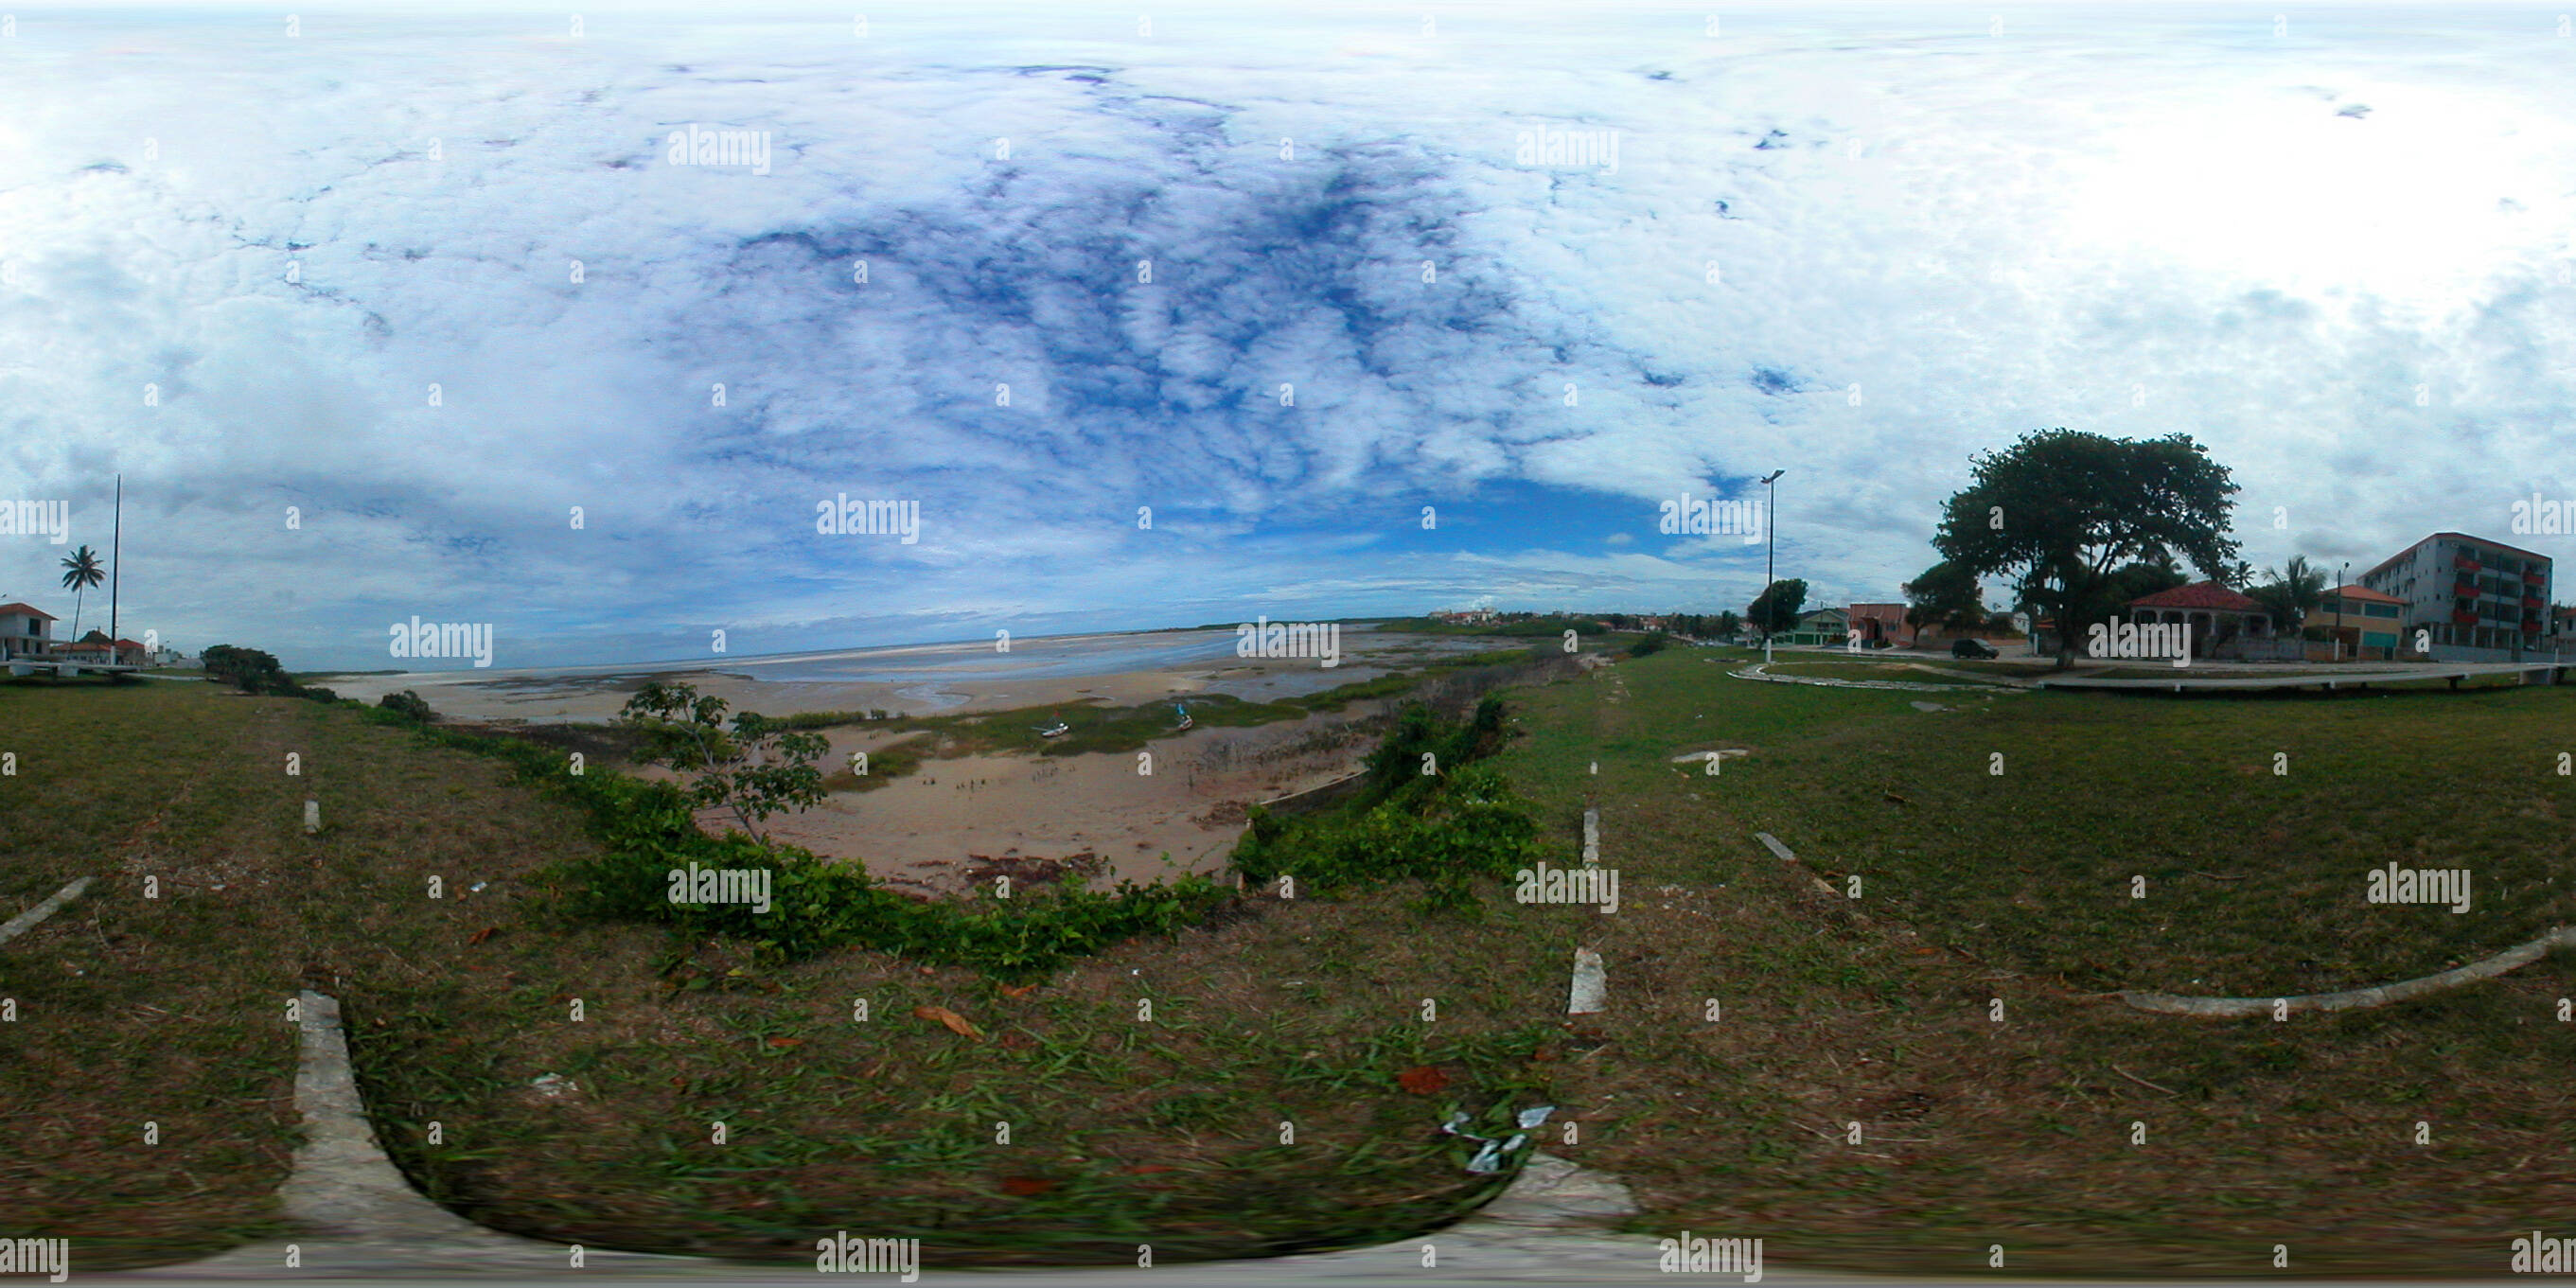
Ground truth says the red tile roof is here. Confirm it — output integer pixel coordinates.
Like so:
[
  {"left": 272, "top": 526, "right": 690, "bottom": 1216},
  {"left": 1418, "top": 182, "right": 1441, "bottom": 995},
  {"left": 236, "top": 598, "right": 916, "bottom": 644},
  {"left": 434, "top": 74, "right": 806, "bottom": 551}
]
[
  {"left": 2127, "top": 581, "right": 2264, "bottom": 612},
  {"left": 0, "top": 602, "right": 59, "bottom": 621},
  {"left": 2324, "top": 584, "right": 2405, "bottom": 605}
]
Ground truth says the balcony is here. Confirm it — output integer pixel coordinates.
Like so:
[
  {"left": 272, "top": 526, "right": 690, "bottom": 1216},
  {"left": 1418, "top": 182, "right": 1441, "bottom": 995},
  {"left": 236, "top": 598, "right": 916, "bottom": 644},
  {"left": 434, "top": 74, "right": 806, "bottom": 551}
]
[
  {"left": 2453, "top": 609, "right": 2479, "bottom": 626},
  {"left": 2455, "top": 555, "right": 2482, "bottom": 571}
]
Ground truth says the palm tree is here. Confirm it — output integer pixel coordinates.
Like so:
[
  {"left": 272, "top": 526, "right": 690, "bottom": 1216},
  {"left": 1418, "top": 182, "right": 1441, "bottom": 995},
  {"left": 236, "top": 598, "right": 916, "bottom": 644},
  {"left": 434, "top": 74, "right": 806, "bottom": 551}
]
[
  {"left": 59, "top": 545, "right": 104, "bottom": 644},
  {"left": 2251, "top": 555, "right": 2328, "bottom": 636}
]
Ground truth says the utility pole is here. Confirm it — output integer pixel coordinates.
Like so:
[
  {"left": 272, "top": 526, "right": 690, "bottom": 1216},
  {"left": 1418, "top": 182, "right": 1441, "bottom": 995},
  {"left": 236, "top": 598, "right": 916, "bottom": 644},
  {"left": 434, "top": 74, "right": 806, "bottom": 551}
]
[
  {"left": 109, "top": 473, "right": 121, "bottom": 662},
  {"left": 1759, "top": 469, "right": 1785, "bottom": 664},
  {"left": 2335, "top": 559, "right": 2348, "bottom": 662}
]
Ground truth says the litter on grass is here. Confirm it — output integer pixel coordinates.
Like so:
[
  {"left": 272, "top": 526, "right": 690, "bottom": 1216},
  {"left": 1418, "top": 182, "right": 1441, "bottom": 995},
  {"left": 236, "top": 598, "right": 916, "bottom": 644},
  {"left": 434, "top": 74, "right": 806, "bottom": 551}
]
[{"left": 1440, "top": 1105, "right": 1557, "bottom": 1173}]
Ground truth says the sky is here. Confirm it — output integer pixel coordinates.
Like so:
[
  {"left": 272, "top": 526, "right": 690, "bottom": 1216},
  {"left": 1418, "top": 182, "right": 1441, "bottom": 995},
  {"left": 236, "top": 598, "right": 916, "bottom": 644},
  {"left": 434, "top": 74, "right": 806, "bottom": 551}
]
[{"left": 4, "top": 2, "right": 2574, "bottom": 669}]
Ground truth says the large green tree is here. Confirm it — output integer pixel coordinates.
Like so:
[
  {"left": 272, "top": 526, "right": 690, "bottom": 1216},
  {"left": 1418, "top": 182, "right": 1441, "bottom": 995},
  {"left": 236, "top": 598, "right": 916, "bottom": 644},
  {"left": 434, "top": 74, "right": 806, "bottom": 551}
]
[
  {"left": 1900, "top": 560, "right": 1985, "bottom": 639},
  {"left": 1746, "top": 578, "right": 1808, "bottom": 640},
  {"left": 1932, "top": 429, "right": 2240, "bottom": 668}
]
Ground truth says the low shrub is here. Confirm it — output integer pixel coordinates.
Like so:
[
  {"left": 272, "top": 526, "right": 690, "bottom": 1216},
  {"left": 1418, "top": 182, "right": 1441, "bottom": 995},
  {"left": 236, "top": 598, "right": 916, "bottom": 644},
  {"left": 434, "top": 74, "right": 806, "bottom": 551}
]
[
  {"left": 379, "top": 689, "right": 436, "bottom": 722},
  {"left": 1233, "top": 696, "right": 1544, "bottom": 910}
]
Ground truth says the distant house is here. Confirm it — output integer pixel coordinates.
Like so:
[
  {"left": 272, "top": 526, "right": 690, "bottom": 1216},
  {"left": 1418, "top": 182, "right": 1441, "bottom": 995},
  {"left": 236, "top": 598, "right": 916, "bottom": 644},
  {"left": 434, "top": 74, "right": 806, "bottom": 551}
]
[
  {"left": 1846, "top": 602, "right": 1907, "bottom": 646},
  {"left": 1773, "top": 607, "right": 1849, "bottom": 647},
  {"left": 2317, "top": 584, "right": 2408, "bottom": 660},
  {"left": 1430, "top": 609, "right": 1498, "bottom": 626},
  {"left": 0, "top": 602, "right": 57, "bottom": 661},
  {"left": 57, "top": 630, "right": 150, "bottom": 667}
]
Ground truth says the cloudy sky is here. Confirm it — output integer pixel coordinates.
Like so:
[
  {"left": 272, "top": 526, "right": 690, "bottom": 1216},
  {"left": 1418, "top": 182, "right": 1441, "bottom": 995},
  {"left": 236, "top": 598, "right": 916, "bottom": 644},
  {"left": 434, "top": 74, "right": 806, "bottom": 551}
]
[{"left": 4, "top": 2, "right": 2573, "bottom": 669}]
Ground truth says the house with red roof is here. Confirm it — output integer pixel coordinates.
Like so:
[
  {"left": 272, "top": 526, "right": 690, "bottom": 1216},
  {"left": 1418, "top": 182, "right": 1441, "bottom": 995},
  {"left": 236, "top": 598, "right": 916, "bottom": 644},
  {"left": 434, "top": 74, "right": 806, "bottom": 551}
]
[
  {"left": 2124, "top": 581, "right": 2281, "bottom": 660},
  {"left": 56, "top": 629, "right": 150, "bottom": 667},
  {"left": 0, "top": 602, "right": 57, "bottom": 661}
]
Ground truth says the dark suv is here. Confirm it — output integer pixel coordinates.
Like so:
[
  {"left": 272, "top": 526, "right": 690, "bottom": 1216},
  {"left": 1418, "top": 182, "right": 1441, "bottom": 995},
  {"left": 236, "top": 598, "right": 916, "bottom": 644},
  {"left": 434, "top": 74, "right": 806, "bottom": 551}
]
[{"left": 1951, "top": 638, "right": 1999, "bottom": 660}]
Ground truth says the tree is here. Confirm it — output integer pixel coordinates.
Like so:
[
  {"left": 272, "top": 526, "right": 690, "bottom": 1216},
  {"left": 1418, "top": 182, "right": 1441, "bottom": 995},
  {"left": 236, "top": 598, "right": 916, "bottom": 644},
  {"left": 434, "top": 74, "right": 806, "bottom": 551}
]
[
  {"left": 2247, "top": 555, "right": 2327, "bottom": 636},
  {"left": 1901, "top": 560, "right": 1985, "bottom": 640},
  {"left": 58, "top": 545, "right": 104, "bottom": 644},
  {"left": 2102, "top": 555, "right": 2189, "bottom": 607},
  {"left": 1714, "top": 609, "right": 1743, "bottom": 640},
  {"left": 619, "top": 680, "right": 827, "bottom": 848},
  {"left": 1932, "top": 429, "right": 2240, "bottom": 668},
  {"left": 201, "top": 644, "right": 291, "bottom": 695},
  {"left": 1747, "top": 579, "right": 1808, "bottom": 640}
]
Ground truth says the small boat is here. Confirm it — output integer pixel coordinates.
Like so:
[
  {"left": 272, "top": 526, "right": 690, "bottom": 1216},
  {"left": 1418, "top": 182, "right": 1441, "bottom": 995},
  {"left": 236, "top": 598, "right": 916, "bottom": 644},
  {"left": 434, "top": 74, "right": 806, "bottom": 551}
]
[
  {"left": 1036, "top": 719, "right": 1070, "bottom": 738},
  {"left": 1173, "top": 703, "right": 1192, "bottom": 731}
]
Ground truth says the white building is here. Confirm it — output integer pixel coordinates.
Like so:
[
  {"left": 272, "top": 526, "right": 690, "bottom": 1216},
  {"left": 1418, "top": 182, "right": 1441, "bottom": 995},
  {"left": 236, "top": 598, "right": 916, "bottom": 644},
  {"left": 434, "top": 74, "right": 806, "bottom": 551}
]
[
  {"left": 2355, "top": 532, "right": 2553, "bottom": 661},
  {"left": 0, "top": 602, "right": 57, "bottom": 661}
]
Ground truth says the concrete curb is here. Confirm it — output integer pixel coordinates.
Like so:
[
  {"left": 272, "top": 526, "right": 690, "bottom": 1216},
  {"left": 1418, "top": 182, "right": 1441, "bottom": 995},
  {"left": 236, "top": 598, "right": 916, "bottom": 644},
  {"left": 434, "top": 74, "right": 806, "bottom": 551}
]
[
  {"left": 1728, "top": 664, "right": 2008, "bottom": 695},
  {"left": 0, "top": 874, "right": 95, "bottom": 946},
  {"left": 105, "top": 992, "right": 1669, "bottom": 1284},
  {"left": 2117, "top": 926, "right": 2576, "bottom": 1016}
]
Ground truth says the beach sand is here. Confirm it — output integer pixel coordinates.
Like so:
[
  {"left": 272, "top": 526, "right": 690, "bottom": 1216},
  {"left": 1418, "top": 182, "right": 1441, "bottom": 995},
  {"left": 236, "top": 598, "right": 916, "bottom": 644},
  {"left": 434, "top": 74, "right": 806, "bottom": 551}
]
[
  {"left": 748, "top": 711, "right": 1381, "bottom": 893},
  {"left": 314, "top": 630, "right": 1496, "bottom": 893}
]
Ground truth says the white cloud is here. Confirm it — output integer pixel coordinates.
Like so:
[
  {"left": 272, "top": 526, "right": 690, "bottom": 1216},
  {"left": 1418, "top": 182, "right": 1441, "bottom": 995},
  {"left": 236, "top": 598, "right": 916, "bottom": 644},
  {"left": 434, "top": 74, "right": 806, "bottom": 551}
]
[{"left": 2, "top": 6, "right": 2571, "bottom": 664}]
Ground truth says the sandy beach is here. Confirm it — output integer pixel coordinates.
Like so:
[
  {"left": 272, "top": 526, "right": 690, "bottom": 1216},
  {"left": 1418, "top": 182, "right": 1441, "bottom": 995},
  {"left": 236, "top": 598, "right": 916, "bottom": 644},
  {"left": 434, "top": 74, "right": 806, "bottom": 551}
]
[{"left": 317, "top": 627, "right": 1504, "bottom": 893}]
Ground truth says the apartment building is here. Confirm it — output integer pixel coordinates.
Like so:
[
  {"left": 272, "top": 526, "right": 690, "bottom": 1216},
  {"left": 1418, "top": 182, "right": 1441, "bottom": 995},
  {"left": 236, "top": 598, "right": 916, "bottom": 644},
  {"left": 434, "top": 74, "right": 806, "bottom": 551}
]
[{"left": 2355, "top": 532, "right": 2554, "bottom": 661}]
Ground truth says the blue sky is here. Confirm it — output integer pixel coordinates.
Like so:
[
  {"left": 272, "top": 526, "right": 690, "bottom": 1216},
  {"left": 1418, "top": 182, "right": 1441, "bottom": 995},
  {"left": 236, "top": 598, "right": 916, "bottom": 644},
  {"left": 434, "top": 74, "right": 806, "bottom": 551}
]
[{"left": 4, "top": 3, "right": 2574, "bottom": 668}]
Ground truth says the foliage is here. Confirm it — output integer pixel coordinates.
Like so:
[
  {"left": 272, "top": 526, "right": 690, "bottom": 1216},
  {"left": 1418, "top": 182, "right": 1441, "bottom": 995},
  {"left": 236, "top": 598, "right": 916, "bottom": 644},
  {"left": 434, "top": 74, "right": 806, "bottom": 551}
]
[
  {"left": 1629, "top": 631, "right": 1669, "bottom": 657},
  {"left": 202, "top": 644, "right": 295, "bottom": 695},
  {"left": 617, "top": 680, "right": 827, "bottom": 848},
  {"left": 1932, "top": 429, "right": 2240, "bottom": 667},
  {"left": 378, "top": 689, "right": 437, "bottom": 722},
  {"left": 1233, "top": 697, "right": 1543, "bottom": 911},
  {"left": 2248, "top": 555, "right": 2329, "bottom": 634},
  {"left": 57, "top": 543, "right": 105, "bottom": 641},
  {"left": 1901, "top": 560, "right": 1985, "bottom": 634},
  {"left": 1746, "top": 578, "right": 1808, "bottom": 638}
]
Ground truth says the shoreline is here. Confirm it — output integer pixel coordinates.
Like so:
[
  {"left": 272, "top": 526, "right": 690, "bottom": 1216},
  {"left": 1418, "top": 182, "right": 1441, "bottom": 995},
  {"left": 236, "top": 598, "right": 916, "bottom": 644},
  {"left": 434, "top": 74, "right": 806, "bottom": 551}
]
[{"left": 334, "top": 629, "right": 1524, "bottom": 894}]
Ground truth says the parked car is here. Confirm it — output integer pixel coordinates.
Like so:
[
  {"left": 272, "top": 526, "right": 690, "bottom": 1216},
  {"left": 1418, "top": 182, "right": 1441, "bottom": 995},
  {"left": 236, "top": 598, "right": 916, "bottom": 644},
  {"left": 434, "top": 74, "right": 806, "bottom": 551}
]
[{"left": 1951, "top": 638, "right": 1999, "bottom": 660}]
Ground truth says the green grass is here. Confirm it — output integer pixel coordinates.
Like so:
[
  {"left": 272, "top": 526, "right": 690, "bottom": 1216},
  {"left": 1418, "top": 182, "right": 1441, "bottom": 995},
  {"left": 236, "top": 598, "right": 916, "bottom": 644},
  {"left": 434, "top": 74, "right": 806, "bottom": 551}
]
[
  {"left": 1483, "top": 646, "right": 2576, "bottom": 1275},
  {"left": 15, "top": 653, "right": 2576, "bottom": 1274}
]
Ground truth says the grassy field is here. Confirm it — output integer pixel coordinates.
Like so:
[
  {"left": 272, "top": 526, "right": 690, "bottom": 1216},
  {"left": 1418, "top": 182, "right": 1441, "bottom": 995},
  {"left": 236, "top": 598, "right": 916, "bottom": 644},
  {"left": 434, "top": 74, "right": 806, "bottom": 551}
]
[
  {"left": 0, "top": 677, "right": 1556, "bottom": 1269},
  {"left": 9, "top": 655, "right": 2576, "bottom": 1274},
  {"left": 1493, "top": 646, "right": 2576, "bottom": 1275}
]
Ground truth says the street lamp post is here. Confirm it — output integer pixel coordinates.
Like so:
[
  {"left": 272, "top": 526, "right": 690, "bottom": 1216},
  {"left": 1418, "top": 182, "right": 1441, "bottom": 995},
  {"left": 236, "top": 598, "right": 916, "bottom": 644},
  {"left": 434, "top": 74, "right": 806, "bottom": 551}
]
[
  {"left": 2334, "top": 560, "right": 2348, "bottom": 662},
  {"left": 1759, "top": 469, "right": 1785, "bottom": 664}
]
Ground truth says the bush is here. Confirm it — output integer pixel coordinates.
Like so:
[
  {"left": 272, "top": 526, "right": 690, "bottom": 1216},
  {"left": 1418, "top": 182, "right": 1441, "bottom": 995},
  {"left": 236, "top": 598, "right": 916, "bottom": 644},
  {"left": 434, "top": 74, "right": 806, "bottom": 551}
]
[
  {"left": 1234, "top": 696, "right": 1544, "bottom": 910},
  {"left": 201, "top": 644, "right": 292, "bottom": 695},
  {"left": 1630, "top": 631, "right": 1669, "bottom": 657},
  {"left": 379, "top": 690, "right": 436, "bottom": 722}
]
